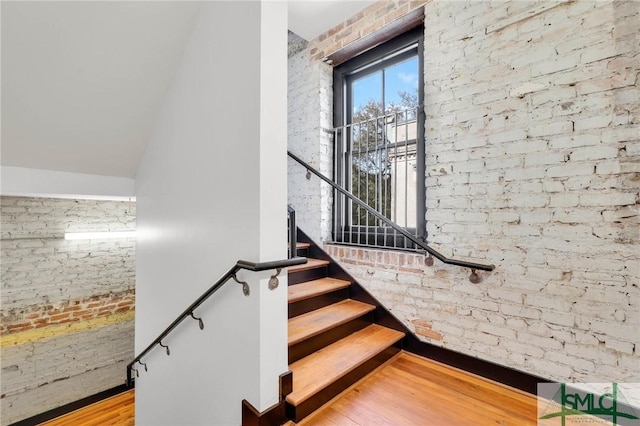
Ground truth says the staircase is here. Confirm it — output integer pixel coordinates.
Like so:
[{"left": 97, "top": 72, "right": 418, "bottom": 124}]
[{"left": 285, "top": 232, "right": 405, "bottom": 422}]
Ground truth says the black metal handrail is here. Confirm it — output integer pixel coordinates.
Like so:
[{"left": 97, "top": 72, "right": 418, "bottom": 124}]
[
  {"left": 126, "top": 256, "right": 307, "bottom": 387},
  {"left": 288, "top": 150, "right": 494, "bottom": 272}
]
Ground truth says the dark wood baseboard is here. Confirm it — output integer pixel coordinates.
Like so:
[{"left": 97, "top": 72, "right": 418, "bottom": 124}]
[
  {"left": 242, "top": 370, "right": 293, "bottom": 426},
  {"left": 8, "top": 384, "right": 130, "bottom": 426},
  {"left": 403, "top": 338, "right": 549, "bottom": 394}
]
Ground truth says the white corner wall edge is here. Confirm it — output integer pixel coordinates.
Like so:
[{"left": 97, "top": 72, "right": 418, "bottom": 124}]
[
  {"left": 134, "top": 1, "right": 287, "bottom": 424},
  {"left": 258, "top": 0, "right": 289, "bottom": 413},
  {"left": 0, "top": 166, "right": 136, "bottom": 200}
]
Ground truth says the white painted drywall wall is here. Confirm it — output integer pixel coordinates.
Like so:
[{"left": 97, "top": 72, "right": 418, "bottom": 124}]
[
  {"left": 0, "top": 166, "right": 135, "bottom": 199},
  {"left": 134, "top": 2, "right": 287, "bottom": 424}
]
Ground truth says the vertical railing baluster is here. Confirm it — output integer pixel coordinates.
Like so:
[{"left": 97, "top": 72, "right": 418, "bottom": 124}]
[
  {"left": 360, "top": 119, "right": 366, "bottom": 246},
  {"left": 414, "top": 105, "right": 420, "bottom": 246},
  {"left": 331, "top": 128, "right": 342, "bottom": 242},
  {"left": 288, "top": 207, "right": 296, "bottom": 259},
  {"left": 328, "top": 104, "right": 422, "bottom": 252},
  {"left": 374, "top": 115, "right": 380, "bottom": 247},
  {"left": 403, "top": 107, "right": 409, "bottom": 249},
  {"left": 347, "top": 123, "right": 352, "bottom": 245},
  {"left": 392, "top": 111, "right": 397, "bottom": 249}
]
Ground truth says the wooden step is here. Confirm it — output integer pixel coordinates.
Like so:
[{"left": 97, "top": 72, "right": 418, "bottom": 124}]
[
  {"left": 288, "top": 278, "right": 351, "bottom": 304},
  {"left": 288, "top": 242, "right": 310, "bottom": 251},
  {"left": 288, "top": 299, "right": 375, "bottom": 346},
  {"left": 288, "top": 258, "right": 329, "bottom": 273},
  {"left": 296, "top": 242, "right": 311, "bottom": 250},
  {"left": 288, "top": 278, "right": 352, "bottom": 319},
  {"left": 286, "top": 324, "right": 405, "bottom": 409}
]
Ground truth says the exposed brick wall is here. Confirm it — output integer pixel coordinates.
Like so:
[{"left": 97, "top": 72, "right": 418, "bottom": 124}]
[
  {"left": 288, "top": 45, "right": 334, "bottom": 244},
  {"left": 1, "top": 322, "right": 134, "bottom": 425},
  {"left": 307, "top": 0, "right": 428, "bottom": 61},
  {"left": 418, "top": 0, "right": 639, "bottom": 383},
  {"left": 291, "top": 0, "right": 639, "bottom": 387},
  {"left": 0, "top": 196, "right": 135, "bottom": 424},
  {"left": 1, "top": 290, "right": 134, "bottom": 335}
]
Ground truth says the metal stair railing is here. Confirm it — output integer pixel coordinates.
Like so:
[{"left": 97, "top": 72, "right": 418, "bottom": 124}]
[
  {"left": 288, "top": 150, "right": 494, "bottom": 276},
  {"left": 126, "top": 256, "right": 307, "bottom": 387}
]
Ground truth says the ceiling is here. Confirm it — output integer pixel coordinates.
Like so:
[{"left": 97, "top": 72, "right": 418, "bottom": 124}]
[
  {"left": 1, "top": 1, "right": 375, "bottom": 179},
  {"left": 288, "top": 1, "right": 376, "bottom": 41}
]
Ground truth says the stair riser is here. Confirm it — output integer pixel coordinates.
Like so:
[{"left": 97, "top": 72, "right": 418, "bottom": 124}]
[
  {"left": 327, "top": 264, "right": 414, "bottom": 338},
  {"left": 288, "top": 267, "right": 328, "bottom": 285},
  {"left": 288, "top": 316, "right": 371, "bottom": 364},
  {"left": 286, "top": 345, "right": 401, "bottom": 423},
  {"left": 296, "top": 232, "right": 418, "bottom": 334},
  {"left": 288, "top": 288, "right": 350, "bottom": 318},
  {"left": 288, "top": 230, "right": 408, "bottom": 423}
]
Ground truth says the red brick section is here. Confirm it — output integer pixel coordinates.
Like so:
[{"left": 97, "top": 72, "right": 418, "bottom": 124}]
[
  {"left": 325, "top": 245, "right": 427, "bottom": 271},
  {"left": 0, "top": 289, "right": 135, "bottom": 335},
  {"left": 325, "top": 245, "right": 442, "bottom": 342},
  {"left": 307, "top": 0, "right": 428, "bottom": 61},
  {"left": 411, "top": 318, "right": 443, "bottom": 341}
]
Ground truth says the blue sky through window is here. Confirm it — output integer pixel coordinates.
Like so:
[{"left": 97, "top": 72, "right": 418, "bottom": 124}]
[{"left": 351, "top": 56, "right": 418, "bottom": 116}]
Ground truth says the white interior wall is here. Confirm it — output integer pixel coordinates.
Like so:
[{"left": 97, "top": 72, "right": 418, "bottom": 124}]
[
  {"left": 134, "top": 2, "right": 287, "bottom": 424},
  {"left": 0, "top": 166, "right": 135, "bottom": 199}
]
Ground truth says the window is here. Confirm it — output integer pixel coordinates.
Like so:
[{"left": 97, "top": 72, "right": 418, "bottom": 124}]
[{"left": 333, "top": 26, "right": 425, "bottom": 248}]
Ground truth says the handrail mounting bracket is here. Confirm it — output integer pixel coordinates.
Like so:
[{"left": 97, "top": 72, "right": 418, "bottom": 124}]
[
  {"left": 268, "top": 268, "right": 282, "bottom": 290},
  {"left": 233, "top": 273, "right": 250, "bottom": 296}
]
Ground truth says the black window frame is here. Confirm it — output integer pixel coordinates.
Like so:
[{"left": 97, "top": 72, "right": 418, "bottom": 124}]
[{"left": 332, "top": 25, "right": 426, "bottom": 249}]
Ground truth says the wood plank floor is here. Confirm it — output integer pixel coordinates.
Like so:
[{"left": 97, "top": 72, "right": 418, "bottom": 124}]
[
  {"left": 40, "top": 390, "right": 134, "bottom": 426},
  {"left": 40, "top": 352, "right": 538, "bottom": 425},
  {"left": 295, "top": 351, "right": 538, "bottom": 426}
]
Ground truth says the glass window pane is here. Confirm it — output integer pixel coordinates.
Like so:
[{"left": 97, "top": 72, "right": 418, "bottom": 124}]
[
  {"left": 351, "top": 71, "right": 382, "bottom": 122},
  {"left": 383, "top": 56, "right": 418, "bottom": 116}
]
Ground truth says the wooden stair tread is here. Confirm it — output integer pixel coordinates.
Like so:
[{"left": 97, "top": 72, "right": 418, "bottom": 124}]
[
  {"left": 288, "top": 278, "right": 351, "bottom": 304},
  {"left": 286, "top": 324, "right": 405, "bottom": 406},
  {"left": 288, "top": 258, "right": 329, "bottom": 273},
  {"left": 288, "top": 299, "right": 375, "bottom": 346},
  {"left": 296, "top": 242, "right": 311, "bottom": 249}
]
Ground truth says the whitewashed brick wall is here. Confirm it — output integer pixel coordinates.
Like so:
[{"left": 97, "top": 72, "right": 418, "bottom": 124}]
[
  {"left": 0, "top": 196, "right": 135, "bottom": 424},
  {"left": 288, "top": 47, "right": 334, "bottom": 244},
  {"left": 293, "top": 0, "right": 640, "bottom": 386},
  {"left": 1, "top": 322, "right": 133, "bottom": 425}
]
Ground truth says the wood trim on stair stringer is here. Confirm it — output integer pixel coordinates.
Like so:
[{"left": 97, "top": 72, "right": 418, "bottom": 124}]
[
  {"left": 296, "top": 228, "right": 550, "bottom": 395},
  {"left": 241, "top": 370, "right": 292, "bottom": 426}
]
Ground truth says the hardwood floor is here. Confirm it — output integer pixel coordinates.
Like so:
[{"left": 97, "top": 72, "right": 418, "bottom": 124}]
[
  {"left": 40, "top": 390, "right": 134, "bottom": 426},
  {"left": 295, "top": 351, "right": 538, "bottom": 426},
  {"left": 40, "top": 352, "right": 538, "bottom": 425}
]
